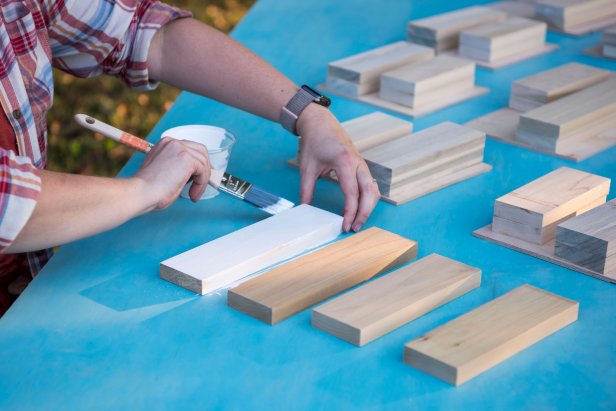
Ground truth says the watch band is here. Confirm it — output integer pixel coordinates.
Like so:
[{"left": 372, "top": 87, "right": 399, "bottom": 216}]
[{"left": 280, "top": 87, "right": 316, "bottom": 135}]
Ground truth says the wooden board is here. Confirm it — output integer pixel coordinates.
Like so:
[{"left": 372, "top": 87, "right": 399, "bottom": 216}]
[
  {"left": 227, "top": 227, "right": 418, "bottom": 325},
  {"left": 451, "top": 43, "right": 558, "bottom": 70},
  {"left": 493, "top": 167, "right": 610, "bottom": 244},
  {"left": 407, "top": 6, "right": 507, "bottom": 51},
  {"left": 312, "top": 254, "right": 481, "bottom": 346},
  {"left": 582, "top": 45, "right": 616, "bottom": 61},
  {"left": 291, "top": 112, "right": 413, "bottom": 166},
  {"left": 326, "top": 42, "right": 434, "bottom": 96},
  {"left": 404, "top": 285, "right": 579, "bottom": 386},
  {"left": 555, "top": 199, "right": 616, "bottom": 276},
  {"left": 473, "top": 224, "right": 616, "bottom": 283},
  {"left": 535, "top": 0, "right": 616, "bottom": 33},
  {"left": 318, "top": 83, "right": 489, "bottom": 119},
  {"left": 509, "top": 63, "right": 611, "bottom": 111},
  {"left": 465, "top": 107, "right": 616, "bottom": 161},
  {"left": 362, "top": 121, "right": 485, "bottom": 187},
  {"left": 459, "top": 17, "right": 547, "bottom": 62},
  {"left": 486, "top": 1, "right": 537, "bottom": 18},
  {"left": 160, "top": 204, "right": 342, "bottom": 294},
  {"left": 516, "top": 78, "right": 616, "bottom": 152}
]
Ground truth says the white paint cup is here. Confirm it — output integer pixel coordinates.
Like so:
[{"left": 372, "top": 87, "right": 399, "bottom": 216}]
[{"left": 161, "top": 125, "right": 236, "bottom": 200}]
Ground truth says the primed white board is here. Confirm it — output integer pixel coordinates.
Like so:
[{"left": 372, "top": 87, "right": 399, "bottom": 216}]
[{"left": 160, "top": 204, "right": 343, "bottom": 294}]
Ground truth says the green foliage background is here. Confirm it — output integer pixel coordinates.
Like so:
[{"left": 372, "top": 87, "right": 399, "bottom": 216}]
[{"left": 47, "top": 0, "right": 255, "bottom": 176}]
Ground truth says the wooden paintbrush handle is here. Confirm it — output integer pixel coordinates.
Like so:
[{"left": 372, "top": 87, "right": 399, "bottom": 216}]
[{"left": 74, "top": 113, "right": 225, "bottom": 187}]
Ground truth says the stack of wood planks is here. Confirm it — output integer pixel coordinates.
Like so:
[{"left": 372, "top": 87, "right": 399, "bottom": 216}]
[
  {"left": 458, "top": 17, "right": 550, "bottom": 67},
  {"left": 325, "top": 42, "right": 434, "bottom": 97},
  {"left": 160, "top": 204, "right": 343, "bottom": 294},
  {"left": 492, "top": 167, "right": 610, "bottom": 244},
  {"left": 312, "top": 254, "right": 481, "bottom": 346},
  {"left": 379, "top": 55, "right": 477, "bottom": 109},
  {"left": 534, "top": 0, "right": 616, "bottom": 34},
  {"left": 555, "top": 199, "right": 616, "bottom": 278},
  {"left": 508, "top": 63, "right": 611, "bottom": 111},
  {"left": 227, "top": 227, "right": 418, "bottom": 324},
  {"left": 601, "top": 26, "right": 616, "bottom": 57},
  {"left": 515, "top": 77, "right": 616, "bottom": 152},
  {"left": 407, "top": 6, "right": 507, "bottom": 52},
  {"left": 362, "top": 121, "right": 489, "bottom": 201},
  {"left": 404, "top": 285, "right": 579, "bottom": 386}
]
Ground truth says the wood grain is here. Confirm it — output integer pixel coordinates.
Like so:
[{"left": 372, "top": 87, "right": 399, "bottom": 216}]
[
  {"left": 459, "top": 17, "right": 546, "bottom": 62},
  {"left": 493, "top": 167, "right": 610, "bottom": 244},
  {"left": 555, "top": 199, "right": 616, "bottom": 275},
  {"left": 509, "top": 63, "right": 610, "bottom": 111},
  {"left": 227, "top": 227, "right": 418, "bottom": 325},
  {"left": 516, "top": 77, "right": 616, "bottom": 152},
  {"left": 160, "top": 204, "right": 342, "bottom": 294},
  {"left": 404, "top": 285, "right": 579, "bottom": 386},
  {"left": 363, "top": 121, "right": 486, "bottom": 187},
  {"left": 326, "top": 41, "right": 434, "bottom": 96},
  {"left": 535, "top": 0, "right": 616, "bottom": 31},
  {"left": 408, "top": 6, "right": 507, "bottom": 51},
  {"left": 312, "top": 254, "right": 481, "bottom": 346}
]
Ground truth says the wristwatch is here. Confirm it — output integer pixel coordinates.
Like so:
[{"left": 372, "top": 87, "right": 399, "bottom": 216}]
[{"left": 280, "top": 85, "right": 331, "bottom": 135}]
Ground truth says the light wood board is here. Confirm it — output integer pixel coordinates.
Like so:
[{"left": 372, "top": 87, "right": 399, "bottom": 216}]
[
  {"left": 319, "top": 83, "right": 489, "bottom": 119},
  {"left": 493, "top": 167, "right": 610, "bottom": 244},
  {"left": 404, "top": 285, "right": 579, "bottom": 386},
  {"left": 160, "top": 204, "right": 342, "bottom": 294},
  {"left": 509, "top": 63, "right": 611, "bottom": 111},
  {"left": 583, "top": 45, "right": 616, "bottom": 61},
  {"left": 555, "top": 199, "right": 616, "bottom": 276},
  {"left": 486, "top": 1, "right": 537, "bottom": 18},
  {"left": 535, "top": 0, "right": 616, "bottom": 35},
  {"left": 408, "top": 6, "right": 507, "bottom": 51},
  {"left": 516, "top": 78, "right": 616, "bottom": 152},
  {"left": 227, "top": 227, "right": 418, "bottom": 325},
  {"left": 312, "top": 254, "right": 481, "bottom": 346},
  {"left": 451, "top": 43, "right": 558, "bottom": 70},
  {"left": 466, "top": 107, "right": 616, "bottom": 161},
  {"left": 473, "top": 224, "right": 616, "bottom": 283}
]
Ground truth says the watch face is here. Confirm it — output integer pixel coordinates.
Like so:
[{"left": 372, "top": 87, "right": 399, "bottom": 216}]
[{"left": 302, "top": 85, "right": 331, "bottom": 107}]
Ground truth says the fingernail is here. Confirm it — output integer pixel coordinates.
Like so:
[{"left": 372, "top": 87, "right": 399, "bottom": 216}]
[
  {"left": 343, "top": 224, "right": 350, "bottom": 233},
  {"left": 352, "top": 224, "right": 362, "bottom": 232}
]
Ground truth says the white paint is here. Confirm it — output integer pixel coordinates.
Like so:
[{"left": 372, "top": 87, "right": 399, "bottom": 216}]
[{"left": 160, "top": 204, "right": 343, "bottom": 294}]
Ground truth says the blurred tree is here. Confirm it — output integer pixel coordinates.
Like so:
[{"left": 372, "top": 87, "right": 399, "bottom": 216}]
[{"left": 47, "top": 0, "right": 255, "bottom": 176}]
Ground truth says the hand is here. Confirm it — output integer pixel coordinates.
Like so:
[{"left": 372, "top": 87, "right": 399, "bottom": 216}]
[
  {"left": 297, "top": 105, "right": 381, "bottom": 232},
  {"left": 132, "top": 137, "right": 211, "bottom": 210}
]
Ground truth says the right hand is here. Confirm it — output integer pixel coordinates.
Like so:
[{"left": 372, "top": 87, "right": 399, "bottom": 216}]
[{"left": 132, "top": 137, "right": 211, "bottom": 211}]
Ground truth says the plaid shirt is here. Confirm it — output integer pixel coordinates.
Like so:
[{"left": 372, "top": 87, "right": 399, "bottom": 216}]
[{"left": 0, "top": 0, "right": 190, "bottom": 276}]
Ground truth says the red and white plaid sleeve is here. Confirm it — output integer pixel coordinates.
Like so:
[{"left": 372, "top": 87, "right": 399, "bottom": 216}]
[
  {"left": 42, "top": 0, "right": 192, "bottom": 90},
  {"left": 0, "top": 149, "right": 42, "bottom": 252}
]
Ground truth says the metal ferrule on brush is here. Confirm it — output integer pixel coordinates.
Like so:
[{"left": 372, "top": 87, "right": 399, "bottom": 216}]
[{"left": 218, "top": 173, "right": 253, "bottom": 199}]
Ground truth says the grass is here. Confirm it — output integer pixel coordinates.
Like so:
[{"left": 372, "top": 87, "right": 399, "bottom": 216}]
[{"left": 47, "top": 0, "right": 255, "bottom": 176}]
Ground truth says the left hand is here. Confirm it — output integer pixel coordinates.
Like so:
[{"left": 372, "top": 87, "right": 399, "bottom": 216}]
[{"left": 297, "top": 105, "right": 381, "bottom": 232}]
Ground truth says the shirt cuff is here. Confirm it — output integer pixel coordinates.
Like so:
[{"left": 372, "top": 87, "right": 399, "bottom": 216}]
[
  {"left": 0, "top": 150, "right": 42, "bottom": 252},
  {"left": 126, "top": 1, "right": 193, "bottom": 91}
]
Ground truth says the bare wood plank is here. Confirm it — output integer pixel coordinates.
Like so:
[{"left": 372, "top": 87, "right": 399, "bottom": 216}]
[
  {"left": 160, "top": 204, "right": 342, "bottom": 294},
  {"left": 555, "top": 199, "right": 616, "bottom": 274},
  {"left": 493, "top": 167, "right": 610, "bottom": 244},
  {"left": 535, "top": 0, "right": 616, "bottom": 31},
  {"left": 509, "top": 63, "right": 611, "bottom": 111},
  {"left": 404, "top": 285, "right": 579, "bottom": 386},
  {"left": 473, "top": 224, "right": 616, "bottom": 282},
  {"left": 516, "top": 78, "right": 616, "bottom": 152},
  {"left": 312, "top": 254, "right": 481, "bottom": 346},
  {"left": 227, "top": 227, "right": 418, "bottom": 325},
  {"left": 327, "top": 41, "right": 434, "bottom": 95},
  {"left": 408, "top": 6, "right": 507, "bottom": 51},
  {"left": 363, "top": 122, "right": 485, "bottom": 185},
  {"left": 459, "top": 17, "right": 547, "bottom": 62},
  {"left": 339, "top": 112, "right": 413, "bottom": 152}
]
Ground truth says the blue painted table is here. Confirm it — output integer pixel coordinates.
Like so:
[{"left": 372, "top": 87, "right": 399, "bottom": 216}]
[{"left": 1, "top": 1, "right": 615, "bottom": 409}]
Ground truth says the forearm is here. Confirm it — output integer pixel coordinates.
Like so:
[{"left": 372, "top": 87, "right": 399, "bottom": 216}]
[
  {"left": 5, "top": 170, "right": 151, "bottom": 253},
  {"left": 148, "top": 18, "right": 298, "bottom": 123}
]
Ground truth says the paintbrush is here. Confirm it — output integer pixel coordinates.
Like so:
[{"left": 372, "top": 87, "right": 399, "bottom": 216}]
[{"left": 74, "top": 114, "right": 294, "bottom": 215}]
